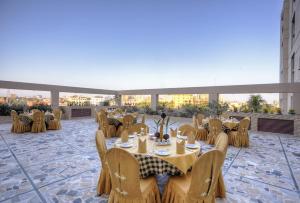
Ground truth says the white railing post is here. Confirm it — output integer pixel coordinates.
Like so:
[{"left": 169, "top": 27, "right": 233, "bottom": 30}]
[
  {"left": 151, "top": 94, "right": 159, "bottom": 111},
  {"left": 115, "top": 94, "right": 122, "bottom": 107}
]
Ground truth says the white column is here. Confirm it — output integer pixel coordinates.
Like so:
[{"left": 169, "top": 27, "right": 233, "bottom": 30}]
[
  {"left": 209, "top": 93, "right": 219, "bottom": 103},
  {"left": 151, "top": 94, "right": 159, "bottom": 111},
  {"left": 51, "top": 90, "right": 59, "bottom": 108},
  {"left": 292, "top": 93, "right": 300, "bottom": 114},
  {"left": 115, "top": 94, "right": 122, "bottom": 106}
]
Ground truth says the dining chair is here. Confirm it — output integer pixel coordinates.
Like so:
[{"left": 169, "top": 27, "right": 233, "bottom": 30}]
[
  {"left": 214, "top": 132, "right": 228, "bottom": 198},
  {"left": 128, "top": 123, "right": 149, "bottom": 134},
  {"left": 178, "top": 124, "right": 196, "bottom": 137},
  {"left": 196, "top": 113, "right": 205, "bottom": 126},
  {"left": 31, "top": 111, "right": 46, "bottom": 133},
  {"left": 123, "top": 114, "right": 135, "bottom": 129},
  {"left": 31, "top": 109, "right": 40, "bottom": 114},
  {"left": 162, "top": 149, "right": 224, "bottom": 203},
  {"left": 141, "top": 114, "right": 146, "bottom": 124},
  {"left": 106, "top": 148, "right": 161, "bottom": 203},
  {"left": 95, "top": 130, "right": 112, "bottom": 195},
  {"left": 228, "top": 117, "right": 250, "bottom": 147},
  {"left": 207, "top": 118, "right": 222, "bottom": 145},
  {"left": 98, "top": 113, "right": 116, "bottom": 138},
  {"left": 48, "top": 108, "right": 62, "bottom": 130},
  {"left": 193, "top": 115, "right": 208, "bottom": 141},
  {"left": 10, "top": 110, "right": 30, "bottom": 133}
]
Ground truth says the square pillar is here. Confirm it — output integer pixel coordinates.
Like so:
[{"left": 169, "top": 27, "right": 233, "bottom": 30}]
[
  {"left": 115, "top": 94, "right": 122, "bottom": 107},
  {"left": 51, "top": 90, "right": 59, "bottom": 108},
  {"left": 151, "top": 94, "right": 159, "bottom": 111},
  {"left": 209, "top": 93, "right": 219, "bottom": 103},
  {"left": 292, "top": 93, "right": 300, "bottom": 114}
]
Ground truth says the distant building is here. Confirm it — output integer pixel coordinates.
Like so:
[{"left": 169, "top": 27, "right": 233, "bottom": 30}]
[
  {"left": 159, "top": 94, "right": 208, "bottom": 108},
  {"left": 280, "top": 0, "right": 300, "bottom": 114},
  {"left": 90, "top": 96, "right": 104, "bottom": 106},
  {"left": 122, "top": 95, "right": 151, "bottom": 106}
]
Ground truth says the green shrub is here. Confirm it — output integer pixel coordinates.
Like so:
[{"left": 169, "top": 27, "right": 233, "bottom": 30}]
[
  {"left": 29, "top": 104, "right": 52, "bottom": 112},
  {"left": 0, "top": 104, "right": 11, "bottom": 116},
  {"left": 263, "top": 108, "right": 268, "bottom": 114}
]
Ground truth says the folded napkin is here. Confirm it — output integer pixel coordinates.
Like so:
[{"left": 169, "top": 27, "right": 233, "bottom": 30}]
[
  {"left": 187, "top": 133, "right": 196, "bottom": 144},
  {"left": 121, "top": 130, "right": 129, "bottom": 143},
  {"left": 176, "top": 140, "right": 185, "bottom": 154},
  {"left": 138, "top": 138, "right": 147, "bottom": 153},
  {"left": 170, "top": 128, "right": 177, "bottom": 137}
]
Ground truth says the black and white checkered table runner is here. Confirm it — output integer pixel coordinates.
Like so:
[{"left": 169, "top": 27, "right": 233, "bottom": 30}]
[{"left": 134, "top": 154, "right": 184, "bottom": 178}]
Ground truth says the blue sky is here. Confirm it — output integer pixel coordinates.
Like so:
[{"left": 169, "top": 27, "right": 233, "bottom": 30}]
[{"left": 0, "top": 0, "right": 283, "bottom": 90}]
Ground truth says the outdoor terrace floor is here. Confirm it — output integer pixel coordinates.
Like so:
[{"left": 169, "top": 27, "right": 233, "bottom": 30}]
[{"left": 0, "top": 118, "right": 300, "bottom": 203}]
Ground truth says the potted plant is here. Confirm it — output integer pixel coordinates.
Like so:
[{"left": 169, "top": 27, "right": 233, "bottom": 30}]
[{"left": 288, "top": 109, "right": 296, "bottom": 115}]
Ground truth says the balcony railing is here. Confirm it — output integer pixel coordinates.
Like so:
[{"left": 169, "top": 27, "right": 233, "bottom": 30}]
[{"left": 1, "top": 80, "right": 300, "bottom": 135}]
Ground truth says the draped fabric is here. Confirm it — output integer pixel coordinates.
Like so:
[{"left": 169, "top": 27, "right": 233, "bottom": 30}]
[
  {"left": 178, "top": 124, "right": 196, "bottom": 137},
  {"left": 10, "top": 110, "right": 30, "bottom": 133},
  {"left": 162, "top": 150, "right": 224, "bottom": 203},
  {"left": 214, "top": 132, "right": 228, "bottom": 198},
  {"left": 48, "top": 109, "right": 62, "bottom": 130},
  {"left": 228, "top": 118, "right": 250, "bottom": 147},
  {"left": 122, "top": 115, "right": 135, "bottom": 129},
  {"left": 196, "top": 113, "right": 205, "bottom": 126},
  {"left": 192, "top": 115, "right": 208, "bottom": 141},
  {"left": 31, "top": 111, "right": 46, "bottom": 133},
  {"left": 141, "top": 114, "right": 146, "bottom": 124},
  {"left": 98, "top": 113, "right": 117, "bottom": 138},
  {"left": 106, "top": 148, "right": 161, "bottom": 203},
  {"left": 117, "top": 114, "right": 135, "bottom": 137},
  {"left": 96, "top": 130, "right": 112, "bottom": 195},
  {"left": 207, "top": 119, "right": 222, "bottom": 145}
]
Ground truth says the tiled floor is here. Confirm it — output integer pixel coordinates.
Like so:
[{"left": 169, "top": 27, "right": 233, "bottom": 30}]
[{"left": 0, "top": 118, "right": 299, "bottom": 203}]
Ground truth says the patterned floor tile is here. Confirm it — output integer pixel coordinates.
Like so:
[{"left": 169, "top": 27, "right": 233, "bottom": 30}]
[
  {"left": 26, "top": 154, "right": 100, "bottom": 188},
  {"left": 224, "top": 174, "right": 299, "bottom": 203},
  {"left": 0, "top": 190, "right": 42, "bottom": 203},
  {"left": 14, "top": 145, "right": 80, "bottom": 168},
  {"left": 0, "top": 168, "right": 33, "bottom": 201},
  {"left": 39, "top": 170, "right": 107, "bottom": 203},
  {"left": 0, "top": 148, "right": 19, "bottom": 174},
  {"left": 0, "top": 118, "right": 299, "bottom": 202}
]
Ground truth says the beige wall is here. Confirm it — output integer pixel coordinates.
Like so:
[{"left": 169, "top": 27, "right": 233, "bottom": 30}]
[{"left": 280, "top": 0, "right": 300, "bottom": 113}]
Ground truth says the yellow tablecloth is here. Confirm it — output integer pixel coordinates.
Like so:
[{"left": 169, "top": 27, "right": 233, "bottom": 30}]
[
  {"left": 108, "top": 113, "right": 138, "bottom": 124},
  {"left": 202, "top": 117, "right": 239, "bottom": 131},
  {"left": 223, "top": 121, "right": 239, "bottom": 130},
  {"left": 115, "top": 136, "right": 200, "bottom": 174}
]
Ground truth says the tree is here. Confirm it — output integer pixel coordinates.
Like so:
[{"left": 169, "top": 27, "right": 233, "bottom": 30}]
[
  {"left": 247, "top": 95, "right": 265, "bottom": 113},
  {"left": 207, "top": 100, "right": 229, "bottom": 116}
]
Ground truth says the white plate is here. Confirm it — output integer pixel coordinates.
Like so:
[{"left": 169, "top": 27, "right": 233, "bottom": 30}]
[
  {"left": 177, "top": 135, "right": 187, "bottom": 140},
  {"left": 186, "top": 144, "right": 199, "bottom": 149},
  {"left": 154, "top": 149, "right": 170, "bottom": 156},
  {"left": 129, "top": 135, "right": 135, "bottom": 138},
  {"left": 120, "top": 143, "right": 133, "bottom": 148}
]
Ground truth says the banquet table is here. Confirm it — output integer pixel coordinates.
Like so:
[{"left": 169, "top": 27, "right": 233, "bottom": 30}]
[
  {"left": 114, "top": 136, "right": 201, "bottom": 178},
  {"left": 202, "top": 117, "right": 239, "bottom": 131},
  {"left": 107, "top": 114, "right": 137, "bottom": 128},
  {"left": 19, "top": 112, "right": 55, "bottom": 126}
]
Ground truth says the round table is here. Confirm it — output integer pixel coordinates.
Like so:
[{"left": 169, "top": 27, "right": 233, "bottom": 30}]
[
  {"left": 19, "top": 113, "right": 54, "bottom": 125},
  {"left": 107, "top": 114, "right": 138, "bottom": 129},
  {"left": 114, "top": 136, "right": 201, "bottom": 178},
  {"left": 202, "top": 117, "right": 239, "bottom": 131}
]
